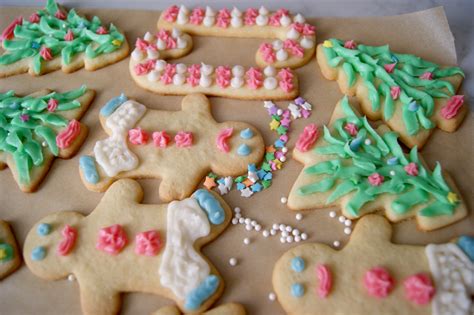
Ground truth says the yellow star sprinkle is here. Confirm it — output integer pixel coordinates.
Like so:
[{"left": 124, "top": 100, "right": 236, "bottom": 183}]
[
  {"left": 269, "top": 119, "right": 280, "bottom": 130},
  {"left": 112, "top": 39, "right": 122, "bottom": 46},
  {"left": 447, "top": 192, "right": 459, "bottom": 204},
  {"left": 323, "top": 40, "right": 333, "bottom": 48},
  {"left": 274, "top": 159, "right": 283, "bottom": 170},
  {"left": 0, "top": 248, "right": 6, "bottom": 260}
]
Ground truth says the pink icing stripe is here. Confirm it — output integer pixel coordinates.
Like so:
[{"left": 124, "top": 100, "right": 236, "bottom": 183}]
[
  {"left": 278, "top": 68, "right": 294, "bottom": 92},
  {"left": 157, "top": 29, "right": 171, "bottom": 41},
  {"left": 441, "top": 95, "right": 464, "bottom": 119},
  {"left": 216, "top": 128, "right": 233, "bottom": 153},
  {"left": 419, "top": 72, "right": 433, "bottom": 80},
  {"left": 216, "top": 66, "right": 231, "bottom": 88},
  {"left": 161, "top": 64, "right": 176, "bottom": 84},
  {"left": 186, "top": 64, "right": 201, "bottom": 87},
  {"left": 302, "top": 24, "right": 316, "bottom": 36},
  {"left": 244, "top": 8, "right": 258, "bottom": 25},
  {"left": 403, "top": 273, "right": 435, "bottom": 305},
  {"left": 404, "top": 162, "right": 418, "bottom": 176},
  {"left": 344, "top": 40, "right": 356, "bottom": 49},
  {"left": 134, "top": 59, "right": 155, "bottom": 76},
  {"left": 363, "top": 267, "right": 394, "bottom": 298},
  {"left": 283, "top": 39, "right": 304, "bottom": 58},
  {"left": 316, "top": 264, "right": 332, "bottom": 298},
  {"left": 56, "top": 119, "right": 81, "bottom": 149},
  {"left": 135, "top": 230, "right": 163, "bottom": 256},
  {"left": 344, "top": 122, "right": 358, "bottom": 136},
  {"left": 152, "top": 131, "right": 170, "bottom": 148},
  {"left": 175, "top": 131, "right": 193, "bottom": 147},
  {"left": 96, "top": 26, "right": 108, "bottom": 35},
  {"left": 246, "top": 67, "right": 263, "bottom": 89},
  {"left": 40, "top": 46, "right": 53, "bottom": 60},
  {"left": 55, "top": 10, "right": 66, "bottom": 20},
  {"left": 190, "top": 7, "right": 205, "bottom": 25},
  {"left": 64, "top": 29, "right": 74, "bottom": 41},
  {"left": 260, "top": 43, "right": 276, "bottom": 63},
  {"left": 296, "top": 124, "right": 319, "bottom": 152},
  {"left": 1, "top": 16, "right": 22, "bottom": 42},
  {"left": 384, "top": 63, "right": 396, "bottom": 73},
  {"left": 47, "top": 98, "right": 58, "bottom": 112},
  {"left": 96, "top": 224, "right": 128, "bottom": 255},
  {"left": 128, "top": 127, "right": 149, "bottom": 145},
  {"left": 291, "top": 22, "right": 305, "bottom": 33},
  {"left": 163, "top": 5, "right": 179, "bottom": 22},
  {"left": 57, "top": 225, "right": 77, "bottom": 256},
  {"left": 29, "top": 13, "right": 40, "bottom": 23},
  {"left": 390, "top": 86, "right": 401, "bottom": 100},
  {"left": 135, "top": 37, "right": 149, "bottom": 51},
  {"left": 368, "top": 173, "right": 384, "bottom": 186},
  {"left": 217, "top": 8, "right": 231, "bottom": 28}
]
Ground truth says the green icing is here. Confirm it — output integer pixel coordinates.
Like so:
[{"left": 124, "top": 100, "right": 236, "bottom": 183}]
[
  {"left": 297, "top": 96, "right": 458, "bottom": 218},
  {"left": 0, "top": 0, "right": 125, "bottom": 74},
  {"left": 323, "top": 38, "right": 464, "bottom": 135},
  {"left": 0, "top": 86, "right": 87, "bottom": 183}
]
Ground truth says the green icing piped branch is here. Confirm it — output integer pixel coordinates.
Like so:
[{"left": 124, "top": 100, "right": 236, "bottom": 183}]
[
  {"left": 322, "top": 39, "right": 464, "bottom": 136},
  {"left": 297, "top": 96, "right": 459, "bottom": 218}
]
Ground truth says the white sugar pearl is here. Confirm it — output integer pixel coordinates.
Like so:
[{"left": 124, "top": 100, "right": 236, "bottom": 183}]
[
  {"left": 234, "top": 207, "right": 241, "bottom": 213},
  {"left": 235, "top": 213, "right": 242, "bottom": 219},
  {"left": 269, "top": 292, "right": 276, "bottom": 301},
  {"left": 282, "top": 231, "right": 289, "bottom": 237},
  {"left": 245, "top": 218, "right": 251, "bottom": 225},
  {"left": 280, "top": 237, "right": 286, "bottom": 243},
  {"left": 301, "top": 233, "right": 308, "bottom": 240},
  {"left": 295, "top": 235, "right": 301, "bottom": 242},
  {"left": 329, "top": 211, "right": 336, "bottom": 218},
  {"left": 390, "top": 170, "right": 396, "bottom": 176},
  {"left": 255, "top": 225, "right": 262, "bottom": 231},
  {"left": 282, "top": 147, "right": 288, "bottom": 153},
  {"left": 279, "top": 224, "right": 286, "bottom": 231},
  {"left": 365, "top": 139, "right": 372, "bottom": 145},
  {"left": 263, "top": 230, "right": 270, "bottom": 237},
  {"left": 273, "top": 223, "right": 279, "bottom": 230},
  {"left": 285, "top": 226, "right": 292, "bottom": 232},
  {"left": 155, "top": 59, "right": 167, "bottom": 71},
  {"left": 67, "top": 274, "right": 76, "bottom": 281},
  {"left": 270, "top": 229, "right": 277, "bottom": 236},
  {"left": 295, "top": 213, "right": 303, "bottom": 221},
  {"left": 344, "top": 227, "right": 352, "bottom": 235},
  {"left": 229, "top": 257, "right": 238, "bottom": 266},
  {"left": 243, "top": 237, "right": 251, "bottom": 245},
  {"left": 292, "top": 229, "right": 300, "bottom": 236},
  {"left": 338, "top": 215, "right": 346, "bottom": 223},
  {"left": 277, "top": 109, "right": 283, "bottom": 115},
  {"left": 232, "top": 218, "right": 238, "bottom": 225},
  {"left": 344, "top": 219, "right": 352, "bottom": 226},
  {"left": 286, "top": 236, "right": 294, "bottom": 243},
  {"left": 280, "top": 197, "right": 288, "bottom": 204},
  {"left": 42, "top": 141, "right": 48, "bottom": 147},
  {"left": 245, "top": 225, "right": 252, "bottom": 231},
  {"left": 176, "top": 63, "right": 187, "bottom": 74},
  {"left": 333, "top": 240, "right": 340, "bottom": 247},
  {"left": 264, "top": 65, "right": 276, "bottom": 77},
  {"left": 280, "top": 156, "right": 286, "bottom": 162},
  {"left": 238, "top": 218, "right": 244, "bottom": 224},
  {"left": 251, "top": 220, "right": 257, "bottom": 226}
]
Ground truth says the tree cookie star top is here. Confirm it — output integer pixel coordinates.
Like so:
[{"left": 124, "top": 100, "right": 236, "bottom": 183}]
[
  {"left": 157, "top": 5, "right": 316, "bottom": 69},
  {"left": 287, "top": 97, "right": 467, "bottom": 231},
  {"left": 317, "top": 38, "right": 466, "bottom": 149},
  {"left": 0, "top": 0, "right": 129, "bottom": 77}
]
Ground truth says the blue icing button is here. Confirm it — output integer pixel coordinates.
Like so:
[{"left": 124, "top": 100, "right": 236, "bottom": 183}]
[
  {"left": 408, "top": 101, "right": 419, "bottom": 112},
  {"left": 37, "top": 223, "right": 52, "bottom": 236},
  {"left": 79, "top": 156, "right": 99, "bottom": 184},
  {"left": 291, "top": 257, "right": 305, "bottom": 272},
  {"left": 31, "top": 246, "right": 46, "bottom": 261},
  {"left": 251, "top": 183, "right": 263, "bottom": 192},
  {"left": 457, "top": 235, "right": 474, "bottom": 262},
  {"left": 240, "top": 128, "right": 254, "bottom": 139},
  {"left": 291, "top": 283, "right": 305, "bottom": 297},
  {"left": 184, "top": 275, "right": 220, "bottom": 310},
  {"left": 193, "top": 189, "right": 225, "bottom": 225},
  {"left": 387, "top": 157, "right": 399, "bottom": 166},
  {"left": 236, "top": 183, "right": 246, "bottom": 190},
  {"left": 349, "top": 137, "right": 363, "bottom": 151},
  {"left": 248, "top": 163, "right": 257, "bottom": 172},
  {"left": 237, "top": 144, "right": 251, "bottom": 156},
  {"left": 100, "top": 93, "right": 128, "bottom": 116}
]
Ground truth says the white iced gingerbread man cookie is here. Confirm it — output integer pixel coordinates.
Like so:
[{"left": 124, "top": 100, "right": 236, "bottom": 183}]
[{"left": 24, "top": 179, "right": 232, "bottom": 315}]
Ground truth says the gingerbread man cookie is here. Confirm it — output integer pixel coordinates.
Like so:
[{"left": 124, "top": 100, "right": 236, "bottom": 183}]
[
  {"left": 0, "top": 86, "right": 95, "bottom": 192},
  {"left": 273, "top": 215, "right": 474, "bottom": 315},
  {"left": 79, "top": 93, "right": 265, "bottom": 202},
  {"left": 317, "top": 38, "right": 466, "bottom": 149},
  {"left": 158, "top": 5, "right": 316, "bottom": 69},
  {"left": 0, "top": 220, "right": 21, "bottom": 280},
  {"left": 129, "top": 28, "right": 299, "bottom": 100},
  {"left": 24, "top": 179, "right": 232, "bottom": 314},
  {"left": 152, "top": 303, "right": 246, "bottom": 315},
  {"left": 0, "top": 0, "right": 129, "bottom": 77},
  {"left": 287, "top": 97, "right": 467, "bottom": 231}
]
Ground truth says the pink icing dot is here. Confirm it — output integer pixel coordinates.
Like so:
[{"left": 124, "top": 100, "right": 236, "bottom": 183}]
[
  {"left": 268, "top": 8, "right": 289, "bottom": 26},
  {"left": 20, "top": 114, "right": 29, "bottom": 122},
  {"left": 152, "top": 131, "right": 170, "bottom": 148},
  {"left": 244, "top": 8, "right": 258, "bottom": 25},
  {"left": 368, "top": 173, "right": 384, "bottom": 186},
  {"left": 344, "top": 40, "right": 357, "bottom": 49},
  {"left": 135, "top": 230, "right": 163, "bottom": 256},
  {"left": 296, "top": 124, "right": 319, "bottom": 152},
  {"left": 277, "top": 68, "right": 294, "bottom": 92},
  {"left": 96, "top": 26, "right": 108, "bottom": 35},
  {"left": 57, "top": 225, "right": 77, "bottom": 256},
  {"left": 134, "top": 59, "right": 155, "bottom": 76},
  {"left": 291, "top": 22, "right": 305, "bottom": 34},
  {"left": 404, "top": 162, "right": 419, "bottom": 176},
  {"left": 189, "top": 7, "right": 205, "bottom": 25},
  {"left": 166, "top": 37, "right": 177, "bottom": 49},
  {"left": 29, "top": 12, "right": 40, "bottom": 23},
  {"left": 283, "top": 39, "right": 304, "bottom": 58},
  {"left": 259, "top": 43, "right": 276, "bottom": 63},
  {"left": 128, "top": 128, "right": 149, "bottom": 145},
  {"left": 216, "top": 127, "right": 233, "bottom": 153},
  {"left": 216, "top": 66, "right": 231, "bottom": 88},
  {"left": 0, "top": 16, "right": 22, "bottom": 42},
  {"left": 403, "top": 273, "right": 435, "bottom": 305},
  {"left": 163, "top": 5, "right": 179, "bottom": 22},
  {"left": 47, "top": 98, "right": 59, "bottom": 112},
  {"left": 317, "top": 264, "right": 332, "bottom": 298},
  {"left": 96, "top": 224, "right": 128, "bottom": 255},
  {"left": 161, "top": 64, "right": 176, "bottom": 85},
  {"left": 40, "top": 46, "right": 53, "bottom": 61},
  {"left": 64, "top": 29, "right": 74, "bottom": 41},
  {"left": 344, "top": 122, "right": 358, "bottom": 136},
  {"left": 55, "top": 10, "right": 66, "bottom": 20},
  {"left": 217, "top": 8, "right": 231, "bottom": 28},
  {"left": 186, "top": 64, "right": 201, "bottom": 87},
  {"left": 384, "top": 63, "right": 396, "bottom": 73},
  {"left": 135, "top": 37, "right": 149, "bottom": 51},
  {"left": 363, "top": 267, "right": 395, "bottom": 298},
  {"left": 441, "top": 95, "right": 464, "bottom": 119},
  {"left": 175, "top": 131, "right": 193, "bottom": 148},
  {"left": 390, "top": 86, "right": 401, "bottom": 100},
  {"left": 157, "top": 29, "right": 171, "bottom": 41},
  {"left": 419, "top": 72, "right": 434, "bottom": 80},
  {"left": 302, "top": 24, "right": 316, "bottom": 36},
  {"left": 246, "top": 67, "right": 263, "bottom": 89}
]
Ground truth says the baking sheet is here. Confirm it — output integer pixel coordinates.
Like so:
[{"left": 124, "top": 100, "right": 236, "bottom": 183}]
[{"left": 0, "top": 6, "right": 472, "bottom": 315}]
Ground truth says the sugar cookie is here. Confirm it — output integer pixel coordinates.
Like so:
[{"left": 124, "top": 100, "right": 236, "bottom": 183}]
[
  {"left": 152, "top": 303, "right": 246, "bottom": 315},
  {"left": 0, "top": 220, "right": 21, "bottom": 280}
]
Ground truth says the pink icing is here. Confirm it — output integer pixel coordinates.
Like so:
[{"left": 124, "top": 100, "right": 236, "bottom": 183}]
[
  {"left": 246, "top": 67, "right": 263, "bottom": 89},
  {"left": 190, "top": 7, "right": 205, "bottom": 25},
  {"left": 216, "top": 128, "right": 233, "bottom": 153},
  {"left": 344, "top": 122, "right": 358, "bottom": 136},
  {"left": 364, "top": 267, "right": 394, "bottom": 298},
  {"left": 403, "top": 273, "right": 435, "bottom": 305},
  {"left": 56, "top": 119, "right": 81, "bottom": 149},
  {"left": 283, "top": 39, "right": 304, "bottom": 58},
  {"left": 163, "top": 5, "right": 179, "bottom": 22},
  {"left": 128, "top": 128, "right": 149, "bottom": 145},
  {"left": 135, "top": 37, "right": 149, "bottom": 51},
  {"left": 260, "top": 43, "right": 276, "bottom": 63},
  {"left": 1, "top": 16, "right": 22, "bottom": 42},
  {"left": 291, "top": 22, "right": 304, "bottom": 34},
  {"left": 344, "top": 40, "right": 357, "bottom": 49},
  {"left": 55, "top": 10, "right": 66, "bottom": 20},
  {"left": 186, "top": 64, "right": 201, "bottom": 87},
  {"left": 135, "top": 230, "right": 163, "bottom": 256},
  {"left": 280, "top": 134, "right": 289, "bottom": 143},
  {"left": 278, "top": 68, "right": 294, "bottom": 92},
  {"left": 29, "top": 13, "right": 40, "bottom": 24},
  {"left": 384, "top": 63, "right": 396, "bottom": 73},
  {"left": 441, "top": 95, "right": 464, "bottom": 119},
  {"left": 96, "top": 224, "right": 128, "bottom": 255},
  {"left": 57, "top": 225, "right": 77, "bottom": 256},
  {"left": 96, "top": 26, "right": 108, "bottom": 35},
  {"left": 175, "top": 131, "right": 193, "bottom": 147},
  {"left": 152, "top": 131, "right": 170, "bottom": 148},
  {"left": 20, "top": 114, "right": 29, "bottom": 122},
  {"left": 390, "top": 86, "right": 401, "bottom": 100},
  {"left": 47, "top": 98, "right": 58, "bottom": 112},
  {"left": 157, "top": 30, "right": 176, "bottom": 49},
  {"left": 317, "top": 264, "right": 332, "bottom": 298},
  {"left": 244, "top": 8, "right": 258, "bottom": 25},
  {"left": 302, "top": 24, "right": 316, "bottom": 36},
  {"left": 40, "top": 46, "right": 53, "bottom": 61},
  {"left": 134, "top": 59, "right": 155, "bottom": 75},
  {"left": 161, "top": 64, "right": 176, "bottom": 84},
  {"left": 404, "top": 162, "right": 419, "bottom": 176},
  {"left": 268, "top": 9, "right": 288, "bottom": 26},
  {"left": 368, "top": 173, "right": 384, "bottom": 186},
  {"left": 419, "top": 72, "right": 433, "bottom": 80},
  {"left": 64, "top": 29, "right": 74, "bottom": 41},
  {"left": 296, "top": 124, "right": 319, "bottom": 152},
  {"left": 217, "top": 8, "right": 231, "bottom": 28},
  {"left": 157, "top": 29, "right": 171, "bottom": 41},
  {"left": 216, "top": 66, "right": 231, "bottom": 88}
]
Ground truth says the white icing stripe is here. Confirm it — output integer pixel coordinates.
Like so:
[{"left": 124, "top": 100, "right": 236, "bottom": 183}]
[
  {"left": 425, "top": 244, "right": 474, "bottom": 315},
  {"left": 94, "top": 136, "right": 138, "bottom": 177},
  {"left": 159, "top": 198, "right": 211, "bottom": 299},
  {"left": 105, "top": 100, "right": 146, "bottom": 135}
]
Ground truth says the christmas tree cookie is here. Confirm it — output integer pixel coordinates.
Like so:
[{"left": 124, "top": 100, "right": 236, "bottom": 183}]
[{"left": 0, "top": 220, "right": 21, "bottom": 280}]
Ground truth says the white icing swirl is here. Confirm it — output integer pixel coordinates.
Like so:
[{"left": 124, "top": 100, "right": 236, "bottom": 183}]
[
  {"left": 256, "top": 15, "right": 268, "bottom": 26},
  {"left": 231, "top": 77, "right": 244, "bottom": 88},
  {"left": 300, "top": 36, "right": 314, "bottom": 49},
  {"left": 171, "top": 27, "right": 182, "bottom": 38},
  {"left": 259, "top": 6, "right": 269, "bottom": 16},
  {"left": 131, "top": 49, "right": 145, "bottom": 61},
  {"left": 147, "top": 70, "right": 160, "bottom": 82},
  {"left": 287, "top": 28, "right": 300, "bottom": 40},
  {"left": 231, "top": 16, "right": 243, "bottom": 28},
  {"left": 144, "top": 31, "right": 155, "bottom": 42},
  {"left": 272, "top": 40, "right": 283, "bottom": 50},
  {"left": 276, "top": 49, "right": 288, "bottom": 61},
  {"left": 201, "top": 63, "right": 214, "bottom": 76},
  {"left": 175, "top": 63, "right": 187, "bottom": 74},
  {"left": 280, "top": 15, "right": 291, "bottom": 27},
  {"left": 231, "top": 65, "right": 244, "bottom": 77},
  {"left": 173, "top": 74, "right": 186, "bottom": 85},
  {"left": 146, "top": 48, "right": 159, "bottom": 60},
  {"left": 264, "top": 77, "right": 277, "bottom": 90},
  {"left": 199, "top": 75, "right": 212, "bottom": 87},
  {"left": 205, "top": 6, "right": 216, "bottom": 16},
  {"left": 264, "top": 66, "right": 276, "bottom": 77},
  {"left": 177, "top": 36, "right": 187, "bottom": 49},
  {"left": 231, "top": 7, "right": 242, "bottom": 17},
  {"left": 293, "top": 13, "right": 306, "bottom": 23},
  {"left": 177, "top": 12, "right": 188, "bottom": 25},
  {"left": 156, "top": 38, "right": 166, "bottom": 50},
  {"left": 203, "top": 16, "right": 215, "bottom": 27},
  {"left": 155, "top": 59, "right": 167, "bottom": 72},
  {"left": 94, "top": 137, "right": 139, "bottom": 177}
]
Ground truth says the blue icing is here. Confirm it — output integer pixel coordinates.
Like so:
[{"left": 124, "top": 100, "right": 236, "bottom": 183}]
[
  {"left": 100, "top": 93, "right": 128, "bottom": 116},
  {"left": 236, "top": 183, "right": 246, "bottom": 190},
  {"left": 237, "top": 144, "right": 251, "bottom": 156},
  {"left": 457, "top": 236, "right": 474, "bottom": 262},
  {"left": 274, "top": 139, "right": 285, "bottom": 148},
  {"left": 291, "top": 283, "right": 305, "bottom": 297},
  {"left": 387, "top": 157, "right": 399, "bottom": 165},
  {"left": 291, "top": 257, "right": 305, "bottom": 272},
  {"left": 37, "top": 223, "right": 51, "bottom": 236},
  {"left": 251, "top": 183, "right": 262, "bottom": 192},
  {"left": 408, "top": 101, "right": 419, "bottom": 112},
  {"left": 240, "top": 128, "right": 254, "bottom": 139},
  {"left": 193, "top": 189, "right": 225, "bottom": 225},
  {"left": 31, "top": 246, "right": 46, "bottom": 261},
  {"left": 248, "top": 164, "right": 257, "bottom": 172},
  {"left": 79, "top": 156, "right": 99, "bottom": 184},
  {"left": 216, "top": 177, "right": 226, "bottom": 185},
  {"left": 349, "top": 137, "right": 363, "bottom": 151},
  {"left": 184, "top": 275, "right": 220, "bottom": 310}
]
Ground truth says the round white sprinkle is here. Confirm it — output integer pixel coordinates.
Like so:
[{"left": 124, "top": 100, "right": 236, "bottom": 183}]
[
  {"left": 282, "top": 147, "right": 288, "bottom": 153},
  {"left": 232, "top": 218, "right": 238, "bottom": 225},
  {"left": 269, "top": 292, "right": 276, "bottom": 301},
  {"left": 338, "top": 215, "right": 346, "bottom": 223},
  {"left": 301, "top": 233, "right": 308, "bottom": 240},
  {"left": 279, "top": 224, "right": 286, "bottom": 231},
  {"left": 272, "top": 223, "right": 279, "bottom": 230},
  {"left": 292, "top": 229, "right": 300, "bottom": 236},
  {"left": 255, "top": 224, "right": 262, "bottom": 231},
  {"left": 280, "top": 197, "right": 288, "bottom": 204},
  {"left": 67, "top": 274, "right": 76, "bottom": 281},
  {"left": 244, "top": 218, "right": 251, "bottom": 225},
  {"left": 229, "top": 257, "right": 238, "bottom": 266},
  {"left": 344, "top": 219, "right": 352, "bottom": 226},
  {"left": 285, "top": 226, "right": 293, "bottom": 232},
  {"left": 235, "top": 213, "right": 242, "bottom": 219},
  {"left": 333, "top": 240, "right": 341, "bottom": 247},
  {"left": 245, "top": 224, "right": 252, "bottom": 231},
  {"left": 280, "top": 237, "right": 286, "bottom": 243},
  {"left": 295, "top": 213, "right": 303, "bottom": 221},
  {"left": 390, "top": 170, "right": 396, "bottom": 176},
  {"left": 329, "top": 211, "right": 336, "bottom": 218},
  {"left": 344, "top": 227, "right": 352, "bottom": 235},
  {"left": 251, "top": 220, "right": 257, "bottom": 226},
  {"left": 263, "top": 230, "right": 270, "bottom": 237},
  {"left": 270, "top": 229, "right": 277, "bottom": 236},
  {"left": 364, "top": 139, "right": 372, "bottom": 145},
  {"left": 238, "top": 218, "right": 244, "bottom": 224},
  {"left": 42, "top": 141, "right": 48, "bottom": 147},
  {"left": 286, "top": 236, "right": 294, "bottom": 243},
  {"left": 294, "top": 235, "right": 301, "bottom": 242},
  {"left": 234, "top": 207, "right": 241, "bottom": 213},
  {"left": 277, "top": 109, "right": 283, "bottom": 116},
  {"left": 282, "top": 231, "right": 289, "bottom": 237},
  {"left": 243, "top": 237, "right": 251, "bottom": 245},
  {"left": 280, "top": 156, "right": 286, "bottom": 162}
]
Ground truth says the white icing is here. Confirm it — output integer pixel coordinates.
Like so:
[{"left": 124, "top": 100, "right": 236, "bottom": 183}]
[
  {"left": 175, "top": 63, "right": 187, "bottom": 74},
  {"left": 199, "top": 75, "right": 212, "bottom": 88},
  {"left": 256, "top": 15, "right": 269, "bottom": 26},
  {"left": 264, "top": 77, "right": 277, "bottom": 90},
  {"left": 426, "top": 244, "right": 473, "bottom": 315},
  {"left": 146, "top": 48, "right": 159, "bottom": 60},
  {"left": 173, "top": 74, "right": 186, "bottom": 85},
  {"left": 231, "top": 7, "right": 242, "bottom": 17},
  {"left": 217, "top": 176, "right": 233, "bottom": 195},
  {"left": 231, "top": 16, "right": 242, "bottom": 28},
  {"left": 201, "top": 63, "right": 214, "bottom": 76},
  {"left": 230, "top": 77, "right": 244, "bottom": 88},
  {"left": 147, "top": 70, "right": 160, "bottom": 82},
  {"left": 159, "top": 198, "right": 211, "bottom": 299},
  {"left": 205, "top": 6, "right": 216, "bottom": 17},
  {"left": 272, "top": 40, "right": 283, "bottom": 50},
  {"left": 300, "top": 36, "right": 314, "bottom": 49},
  {"left": 155, "top": 60, "right": 167, "bottom": 72},
  {"left": 203, "top": 16, "right": 215, "bottom": 27},
  {"left": 288, "top": 103, "right": 302, "bottom": 119},
  {"left": 231, "top": 65, "right": 244, "bottom": 77},
  {"left": 293, "top": 13, "right": 306, "bottom": 24},
  {"left": 280, "top": 15, "right": 291, "bottom": 27},
  {"left": 105, "top": 100, "right": 147, "bottom": 135},
  {"left": 179, "top": 5, "right": 190, "bottom": 15},
  {"left": 263, "top": 66, "right": 276, "bottom": 77},
  {"left": 177, "top": 12, "right": 188, "bottom": 25},
  {"left": 157, "top": 38, "right": 166, "bottom": 50},
  {"left": 287, "top": 28, "right": 300, "bottom": 40},
  {"left": 171, "top": 27, "right": 182, "bottom": 38},
  {"left": 131, "top": 48, "right": 145, "bottom": 61},
  {"left": 94, "top": 136, "right": 139, "bottom": 177},
  {"left": 276, "top": 49, "right": 288, "bottom": 61},
  {"left": 144, "top": 31, "right": 155, "bottom": 42},
  {"left": 259, "top": 6, "right": 269, "bottom": 16},
  {"left": 176, "top": 36, "right": 187, "bottom": 49}
]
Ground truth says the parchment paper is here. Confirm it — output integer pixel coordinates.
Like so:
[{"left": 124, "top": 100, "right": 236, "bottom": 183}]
[{"left": 0, "top": 6, "right": 472, "bottom": 315}]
